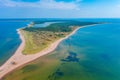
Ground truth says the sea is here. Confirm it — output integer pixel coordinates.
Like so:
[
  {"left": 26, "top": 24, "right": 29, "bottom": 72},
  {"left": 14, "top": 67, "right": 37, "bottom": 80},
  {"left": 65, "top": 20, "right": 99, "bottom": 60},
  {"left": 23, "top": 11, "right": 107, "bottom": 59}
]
[
  {"left": 0, "top": 18, "right": 120, "bottom": 80},
  {"left": 57, "top": 23, "right": 120, "bottom": 80},
  {"left": 0, "top": 20, "right": 29, "bottom": 65}
]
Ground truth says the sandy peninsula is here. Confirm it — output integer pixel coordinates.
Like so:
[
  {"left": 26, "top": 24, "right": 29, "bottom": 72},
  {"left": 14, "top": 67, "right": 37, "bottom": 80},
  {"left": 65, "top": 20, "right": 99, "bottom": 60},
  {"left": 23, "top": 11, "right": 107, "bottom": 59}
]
[{"left": 0, "top": 25, "right": 95, "bottom": 79}]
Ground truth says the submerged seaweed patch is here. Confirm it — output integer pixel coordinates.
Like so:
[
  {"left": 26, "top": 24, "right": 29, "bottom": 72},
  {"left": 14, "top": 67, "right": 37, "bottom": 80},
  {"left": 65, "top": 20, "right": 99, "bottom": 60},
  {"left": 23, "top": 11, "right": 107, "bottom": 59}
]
[
  {"left": 61, "top": 51, "right": 79, "bottom": 62},
  {"left": 22, "top": 64, "right": 38, "bottom": 73},
  {"left": 48, "top": 68, "right": 64, "bottom": 80}
]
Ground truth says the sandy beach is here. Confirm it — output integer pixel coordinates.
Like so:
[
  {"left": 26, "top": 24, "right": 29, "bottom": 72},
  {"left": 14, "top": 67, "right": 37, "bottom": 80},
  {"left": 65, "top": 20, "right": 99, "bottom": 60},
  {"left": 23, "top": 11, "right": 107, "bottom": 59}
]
[{"left": 0, "top": 25, "right": 96, "bottom": 79}]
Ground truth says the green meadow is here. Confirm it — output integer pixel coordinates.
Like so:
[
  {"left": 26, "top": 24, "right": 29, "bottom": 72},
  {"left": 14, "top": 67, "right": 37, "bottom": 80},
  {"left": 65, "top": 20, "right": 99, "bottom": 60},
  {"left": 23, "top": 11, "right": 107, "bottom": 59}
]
[{"left": 21, "top": 22, "right": 77, "bottom": 54}]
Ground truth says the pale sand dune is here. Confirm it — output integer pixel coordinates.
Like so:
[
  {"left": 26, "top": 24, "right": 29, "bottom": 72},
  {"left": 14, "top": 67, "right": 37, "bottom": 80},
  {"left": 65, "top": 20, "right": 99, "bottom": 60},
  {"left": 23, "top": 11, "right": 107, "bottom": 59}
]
[{"left": 0, "top": 25, "right": 95, "bottom": 79}]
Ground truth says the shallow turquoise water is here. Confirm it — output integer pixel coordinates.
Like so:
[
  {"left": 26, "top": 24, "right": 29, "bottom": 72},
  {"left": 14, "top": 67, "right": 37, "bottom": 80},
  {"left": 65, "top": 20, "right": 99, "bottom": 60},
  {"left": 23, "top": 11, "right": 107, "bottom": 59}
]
[
  {"left": 1, "top": 19, "right": 120, "bottom": 80},
  {"left": 55, "top": 23, "right": 120, "bottom": 80},
  {"left": 0, "top": 21, "right": 29, "bottom": 65}
]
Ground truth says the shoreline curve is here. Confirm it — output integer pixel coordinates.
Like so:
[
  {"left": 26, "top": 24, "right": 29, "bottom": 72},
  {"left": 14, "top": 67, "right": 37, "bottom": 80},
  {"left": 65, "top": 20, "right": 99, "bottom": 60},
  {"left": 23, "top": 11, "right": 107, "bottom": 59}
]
[{"left": 0, "top": 24, "right": 96, "bottom": 79}]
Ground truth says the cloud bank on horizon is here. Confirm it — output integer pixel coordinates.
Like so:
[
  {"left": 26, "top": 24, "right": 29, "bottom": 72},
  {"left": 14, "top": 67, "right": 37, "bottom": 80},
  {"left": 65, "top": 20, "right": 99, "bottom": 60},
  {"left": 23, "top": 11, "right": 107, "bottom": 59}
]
[{"left": 0, "top": 0, "right": 120, "bottom": 18}]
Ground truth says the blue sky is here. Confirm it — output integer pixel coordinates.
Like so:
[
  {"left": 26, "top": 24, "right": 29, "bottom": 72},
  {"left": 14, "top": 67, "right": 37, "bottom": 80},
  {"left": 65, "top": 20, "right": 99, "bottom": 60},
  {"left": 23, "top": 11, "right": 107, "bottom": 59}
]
[{"left": 0, "top": 0, "right": 120, "bottom": 18}]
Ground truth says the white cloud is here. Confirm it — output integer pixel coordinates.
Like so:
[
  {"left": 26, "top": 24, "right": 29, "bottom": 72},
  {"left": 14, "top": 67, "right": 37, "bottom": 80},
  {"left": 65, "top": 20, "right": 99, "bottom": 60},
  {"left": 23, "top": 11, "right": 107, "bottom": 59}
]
[
  {"left": 40, "top": 0, "right": 80, "bottom": 10},
  {"left": 0, "top": 0, "right": 80, "bottom": 10},
  {"left": 0, "top": 0, "right": 16, "bottom": 7}
]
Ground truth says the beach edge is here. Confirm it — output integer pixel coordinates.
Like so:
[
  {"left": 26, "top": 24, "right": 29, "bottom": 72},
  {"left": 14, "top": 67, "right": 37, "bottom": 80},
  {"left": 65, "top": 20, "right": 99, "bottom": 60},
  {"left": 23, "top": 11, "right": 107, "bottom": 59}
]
[{"left": 0, "top": 24, "right": 97, "bottom": 79}]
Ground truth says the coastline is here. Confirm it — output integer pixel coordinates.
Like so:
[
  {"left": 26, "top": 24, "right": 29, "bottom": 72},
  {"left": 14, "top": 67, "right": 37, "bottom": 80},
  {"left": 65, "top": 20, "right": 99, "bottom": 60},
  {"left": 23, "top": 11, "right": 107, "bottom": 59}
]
[{"left": 0, "top": 24, "right": 96, "bottom": 79}]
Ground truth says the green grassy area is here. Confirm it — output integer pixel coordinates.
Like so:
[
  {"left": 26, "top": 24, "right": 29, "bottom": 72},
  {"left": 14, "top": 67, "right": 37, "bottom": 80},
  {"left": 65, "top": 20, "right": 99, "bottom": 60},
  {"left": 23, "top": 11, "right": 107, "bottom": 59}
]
[{"left": 21, "top": 24, "right": 76, "bottom": 54}]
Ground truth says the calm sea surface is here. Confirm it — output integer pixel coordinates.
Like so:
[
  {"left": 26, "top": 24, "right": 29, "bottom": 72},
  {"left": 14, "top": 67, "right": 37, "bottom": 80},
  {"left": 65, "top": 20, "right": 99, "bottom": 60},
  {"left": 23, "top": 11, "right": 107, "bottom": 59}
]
[
  {"left": 0, "top": 19, "right": 120, "bottom": 80},
  {"left": 55, "top": 23, "right": 120, "bottom": 80},
  {"left": 0, "top": 21, "right": 29, "bottom": 65}
]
